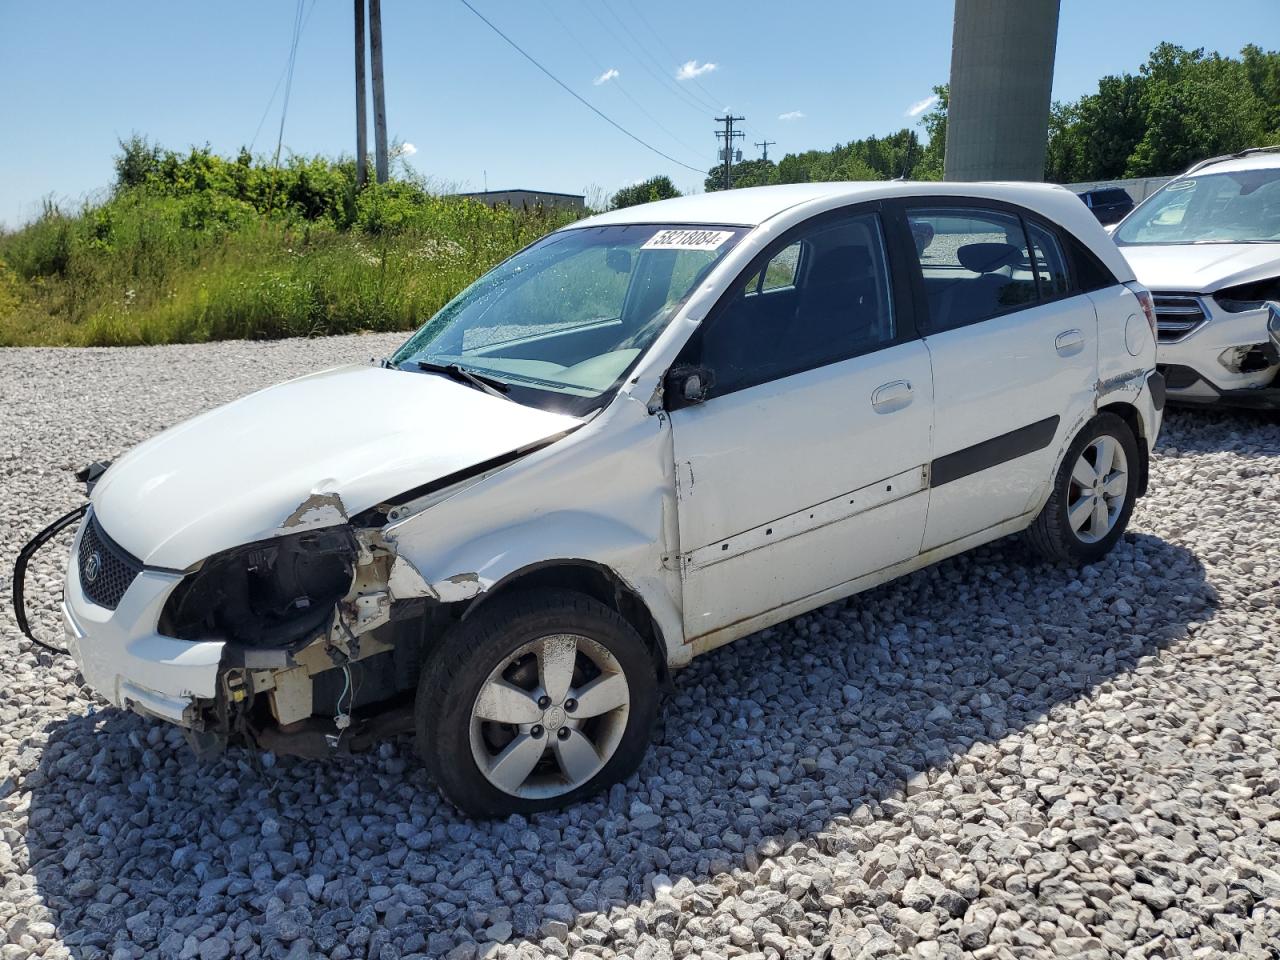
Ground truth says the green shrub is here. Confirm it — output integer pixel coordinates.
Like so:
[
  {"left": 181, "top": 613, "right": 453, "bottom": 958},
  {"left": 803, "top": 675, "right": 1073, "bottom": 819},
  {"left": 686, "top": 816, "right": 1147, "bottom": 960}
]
[{"left": 0, "top": 141, "right": 584, "bottom": 346}]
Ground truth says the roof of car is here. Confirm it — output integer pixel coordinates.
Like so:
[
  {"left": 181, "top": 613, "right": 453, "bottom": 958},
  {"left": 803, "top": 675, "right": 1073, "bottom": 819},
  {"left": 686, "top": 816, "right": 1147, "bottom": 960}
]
[
  {"left": 1184, "top": 147, "right": 1280, "bottom": 176},
  {"left": 567, "top": 178, "right": 1136, "bottom": 288},
  {"left": 574, "top": 180, "right": 1090, "bottom": 228}
]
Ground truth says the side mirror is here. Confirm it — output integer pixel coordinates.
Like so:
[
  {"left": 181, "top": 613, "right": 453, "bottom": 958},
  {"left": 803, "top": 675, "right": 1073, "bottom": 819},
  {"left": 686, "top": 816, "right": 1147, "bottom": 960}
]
[{"left": 665, "top": 364, "right": 714, "bottom": 409}]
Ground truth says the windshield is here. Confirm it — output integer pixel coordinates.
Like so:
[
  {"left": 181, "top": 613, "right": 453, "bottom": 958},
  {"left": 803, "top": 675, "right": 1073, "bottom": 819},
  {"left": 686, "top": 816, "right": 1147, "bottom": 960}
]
[
  {"left": 1114, "top": 167, "right": 1280, "bottom": 245},
  {"left": 391, "top": 223, "right": 747, "bottom": 414}
]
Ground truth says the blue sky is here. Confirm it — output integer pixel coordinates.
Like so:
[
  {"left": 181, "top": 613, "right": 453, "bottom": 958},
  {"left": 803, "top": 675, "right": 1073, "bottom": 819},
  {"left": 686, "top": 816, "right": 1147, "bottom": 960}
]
[{"left": 1, "top": 0, "right": 1277, "bottom": 226}]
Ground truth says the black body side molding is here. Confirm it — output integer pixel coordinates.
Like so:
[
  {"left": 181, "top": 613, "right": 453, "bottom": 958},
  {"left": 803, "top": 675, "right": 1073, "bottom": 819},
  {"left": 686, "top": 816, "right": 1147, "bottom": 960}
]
[{"left": 931, "top": 415, "right": 1061, "bottom": 488}]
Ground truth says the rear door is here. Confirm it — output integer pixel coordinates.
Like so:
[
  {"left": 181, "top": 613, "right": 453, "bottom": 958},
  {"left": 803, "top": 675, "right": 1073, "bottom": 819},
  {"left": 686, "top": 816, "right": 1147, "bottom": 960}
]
[{"left": 898, "top": 202, "right": 1098, "bottom": 551}]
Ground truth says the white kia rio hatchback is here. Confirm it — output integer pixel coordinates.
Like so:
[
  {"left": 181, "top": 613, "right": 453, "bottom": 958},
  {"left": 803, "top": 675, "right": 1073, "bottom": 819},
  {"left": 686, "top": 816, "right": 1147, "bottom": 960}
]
[{"left": 53, "top": 182, "right": 1164, "bottom": 816}]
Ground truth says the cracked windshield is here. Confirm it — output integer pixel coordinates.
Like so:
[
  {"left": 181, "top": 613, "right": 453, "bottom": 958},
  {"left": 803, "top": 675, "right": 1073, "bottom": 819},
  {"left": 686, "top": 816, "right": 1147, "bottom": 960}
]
[{"left": 392, "top": 224, "right": 746, "bottom": 410}]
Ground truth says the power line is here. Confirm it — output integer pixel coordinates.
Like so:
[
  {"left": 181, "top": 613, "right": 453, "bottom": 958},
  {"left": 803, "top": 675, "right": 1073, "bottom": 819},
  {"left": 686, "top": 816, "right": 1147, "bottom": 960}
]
[
  {"left": 249, "top": 0, "right": 319, "bottom": 151},
  {"left": 619, "top": 0, "right": 723, "bottom": 112},
  {"left": 601, "top": 1, "right": 720, "bottom": 113},
  {"left": 576, "top": 0, "right": 715, "bottom": 121},
  {"left": 610, "top": 0, "right": 766, "bottom": 164},
  {"left": 456, "top": 0, "right": 707, "bottom": 174},
  {"left": 533, "top": 0, "right": 709, "bottom": 160},
  {"left": 271, "top": 0, "right": 307, "bottom": 174}
]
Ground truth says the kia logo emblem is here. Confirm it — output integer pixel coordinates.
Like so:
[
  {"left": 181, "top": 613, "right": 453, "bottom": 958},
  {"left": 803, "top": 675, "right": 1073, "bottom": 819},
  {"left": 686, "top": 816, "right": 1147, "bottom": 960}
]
[{"left": 83, "top": 552, "right": 103, "bottom": 584}]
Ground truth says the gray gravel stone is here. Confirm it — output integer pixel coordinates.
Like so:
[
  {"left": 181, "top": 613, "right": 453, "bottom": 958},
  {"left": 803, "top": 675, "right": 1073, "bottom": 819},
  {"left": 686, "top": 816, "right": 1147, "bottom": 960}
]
[{"left": 2, "top": 335, "right": 1279, "bottom": 959}]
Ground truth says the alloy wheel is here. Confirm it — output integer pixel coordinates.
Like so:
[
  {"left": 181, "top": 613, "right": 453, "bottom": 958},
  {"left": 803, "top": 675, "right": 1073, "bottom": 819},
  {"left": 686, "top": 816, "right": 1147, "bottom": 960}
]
[
  {"left": 468, "top": 633, "right": 631, "bottom": 799},
  {"left": 1066, "top": 435, "right": 1129, "bottom": 544}
]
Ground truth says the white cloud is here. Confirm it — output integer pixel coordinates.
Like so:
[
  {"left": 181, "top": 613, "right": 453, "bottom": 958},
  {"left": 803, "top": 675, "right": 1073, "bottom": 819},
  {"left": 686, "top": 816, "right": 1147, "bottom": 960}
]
[
  {"left": 676, "top": 60, "right": 717, "bottom": 81},
  {"left": 593, "top": 68, "right": 620, "bottom": 86},
  {"left": 778, "top": 111, "right": 805, "bottom": 121},
  {"left": 906, "top": 94, "right": 939, "bottom": 118},
  {"left": 399, "top": 142, "right": 419, "bottom": 157}
]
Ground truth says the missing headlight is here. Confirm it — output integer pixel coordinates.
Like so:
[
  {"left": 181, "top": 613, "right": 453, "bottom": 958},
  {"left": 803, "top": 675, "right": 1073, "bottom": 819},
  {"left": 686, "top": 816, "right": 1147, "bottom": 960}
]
[
  {"left": 161, "top": 527, "right": 357, "bottom": 647},
  {"left": 1214, "top": 277, "right": 1280, "bottom": 313}
]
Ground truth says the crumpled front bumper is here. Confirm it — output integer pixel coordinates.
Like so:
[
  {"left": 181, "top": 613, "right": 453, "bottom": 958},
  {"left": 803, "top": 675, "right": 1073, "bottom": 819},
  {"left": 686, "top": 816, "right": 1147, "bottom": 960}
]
[
  {"left": 63, "top": 517, "right": 224, "bottom": 727},
  {"left": 1156, "top": 364, "right": 1280, "bottom": 409},
  {"left": 1156, "top": 300, "right": 1280, "bottom": 406}
]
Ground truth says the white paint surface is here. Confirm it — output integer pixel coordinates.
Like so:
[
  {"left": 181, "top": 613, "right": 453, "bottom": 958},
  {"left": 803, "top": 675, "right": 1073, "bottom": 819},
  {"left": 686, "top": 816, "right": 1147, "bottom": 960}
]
[{"left": 90, "top": 365, "right": 579, "bottom": 569}]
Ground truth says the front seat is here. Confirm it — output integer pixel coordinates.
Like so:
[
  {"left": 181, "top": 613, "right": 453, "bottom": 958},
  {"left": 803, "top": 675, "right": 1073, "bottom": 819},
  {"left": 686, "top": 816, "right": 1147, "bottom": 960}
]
[{"left": 787, "top": 245, "right": 878, "bottom": 360}]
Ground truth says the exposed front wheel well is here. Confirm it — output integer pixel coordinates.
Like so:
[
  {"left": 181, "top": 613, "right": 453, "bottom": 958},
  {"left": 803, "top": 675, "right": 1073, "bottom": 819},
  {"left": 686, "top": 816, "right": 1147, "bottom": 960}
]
[
  {"left": 459, "top": 561, "right": 671, "bottom": 684},
  {"left": 1099, "top": 401, "right": 1149, "bottom": 498}
]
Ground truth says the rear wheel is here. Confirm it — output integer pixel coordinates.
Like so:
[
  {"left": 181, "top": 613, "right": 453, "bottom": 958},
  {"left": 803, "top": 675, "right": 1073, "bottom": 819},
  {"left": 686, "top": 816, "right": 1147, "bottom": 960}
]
[
  {"left": 416, "top": 589, "right": 659, "bottom": 818},
  {"left": 1026, "top": 412, "right": 1140, "bottom": 564}
]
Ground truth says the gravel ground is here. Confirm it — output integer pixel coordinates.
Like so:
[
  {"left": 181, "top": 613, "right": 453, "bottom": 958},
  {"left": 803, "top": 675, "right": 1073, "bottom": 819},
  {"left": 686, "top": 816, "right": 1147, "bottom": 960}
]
[{"left": 2, "top": 334, "right": 1279, "bottom": 960}]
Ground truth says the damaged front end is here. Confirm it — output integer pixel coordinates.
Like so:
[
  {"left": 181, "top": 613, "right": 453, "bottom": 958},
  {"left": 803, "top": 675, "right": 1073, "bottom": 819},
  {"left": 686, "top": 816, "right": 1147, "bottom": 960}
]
[
  {"left": 164, "top": 511, "right": 456, "bottom": 760},
  {"left": 163, "top": 527, "right": 356, "bottom": 650},
  {"left": 27, "top": 358, "right": 590, "bottom": 760},
  {"left": 1160, "top": 301, "right": 1280, "bottom": 409}
]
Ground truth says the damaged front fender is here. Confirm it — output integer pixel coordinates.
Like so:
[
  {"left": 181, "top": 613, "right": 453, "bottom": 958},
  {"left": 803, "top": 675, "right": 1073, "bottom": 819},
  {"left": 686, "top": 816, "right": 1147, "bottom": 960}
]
[{"left": 281, "top": 490, "right": 349, "bottom": 531}]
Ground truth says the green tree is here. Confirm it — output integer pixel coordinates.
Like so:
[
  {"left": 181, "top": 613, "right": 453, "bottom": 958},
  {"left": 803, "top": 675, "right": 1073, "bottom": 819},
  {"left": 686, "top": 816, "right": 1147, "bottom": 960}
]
[
  {"left": 1044, "top": 43, "right": 1278, "bottom": 183},
  {"left": 113, "top": 134, "right": 162, "bottom": 190},
  {"left": 732, "top": 128, "right": 925, "bottom": 190},
  {"left": 1125, "top": 44, "right": 1268, "bottom": 176},
  {"left": 913, "top": 85, "right": 948, "bottom": 180},
  {"left": 609, "top": 175, "right": 681, "bottom": 209},
  {"left": 703, "top": 158, "right": 778, "bottom": 192},
  {"left": 1241, "top": 44, "right": 1280, "bottom": 139},
  {"left": 776, "top": 149, "right": 825, "bottom": 184},
  {"left": 1045, "top": 72, "right": 1147, "bottom": 182}
]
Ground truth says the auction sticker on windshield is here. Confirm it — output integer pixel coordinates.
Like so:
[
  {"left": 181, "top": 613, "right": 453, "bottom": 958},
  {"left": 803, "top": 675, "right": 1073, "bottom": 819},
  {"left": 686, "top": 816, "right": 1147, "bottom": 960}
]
[{"left": 642, "top": 228, "right": 736, "bottom": 251}]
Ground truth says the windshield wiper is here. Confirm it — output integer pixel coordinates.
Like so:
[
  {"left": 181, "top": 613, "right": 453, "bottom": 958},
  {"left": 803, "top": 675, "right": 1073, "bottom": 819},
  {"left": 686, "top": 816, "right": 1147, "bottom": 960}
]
[{"left": 413, "top": 360, "right": 513, "bottom": 400}]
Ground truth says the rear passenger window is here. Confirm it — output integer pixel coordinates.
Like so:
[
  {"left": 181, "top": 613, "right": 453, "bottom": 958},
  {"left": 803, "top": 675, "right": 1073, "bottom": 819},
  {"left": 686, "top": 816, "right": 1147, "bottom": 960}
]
[
  {"left": 700, "top": 211, "right": 896, "bottom": 395},
  {"left": 1026, "top": 221, "right": 1071, "bottom": 299},
  {"left": 906, "top": 208, "right": 1037, "bottom": 333}
]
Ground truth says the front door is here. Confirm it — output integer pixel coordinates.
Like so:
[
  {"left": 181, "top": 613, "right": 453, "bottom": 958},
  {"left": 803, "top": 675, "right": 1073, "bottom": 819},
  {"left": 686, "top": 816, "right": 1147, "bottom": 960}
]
[{"left": 668, "top": 206, "right": 934, "bottom": 643}]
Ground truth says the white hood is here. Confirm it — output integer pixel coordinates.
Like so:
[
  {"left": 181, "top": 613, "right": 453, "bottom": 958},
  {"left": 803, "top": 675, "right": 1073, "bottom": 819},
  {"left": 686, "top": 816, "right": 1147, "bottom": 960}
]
[
  {"left": 1119, "top": 242, "right": 1280, "bottom": 293},
  {"left": 91, "top": 365, "right": 580, "bottom": 569}
]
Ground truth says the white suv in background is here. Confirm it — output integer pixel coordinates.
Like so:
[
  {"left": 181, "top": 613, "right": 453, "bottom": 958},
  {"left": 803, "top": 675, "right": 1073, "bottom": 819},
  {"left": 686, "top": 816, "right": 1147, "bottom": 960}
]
[
  {"left": 1113, "top": 147, "right": 1280, "bottom": 409},
  {"left": 39, "top": 182, "right": 1162, "bottom": 817}
]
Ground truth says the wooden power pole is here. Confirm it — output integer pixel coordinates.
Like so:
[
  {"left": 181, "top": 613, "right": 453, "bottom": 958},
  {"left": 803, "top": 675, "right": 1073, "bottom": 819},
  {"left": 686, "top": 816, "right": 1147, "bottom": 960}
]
[
  {"left": 714, "top": 115, "right": 744, "bottom": 190},
  {"left": 354, "top": 0, "right": 368, "bottom": 186},
  {"left": 369, "top": 0, "right": 389, "bottom": 184}
]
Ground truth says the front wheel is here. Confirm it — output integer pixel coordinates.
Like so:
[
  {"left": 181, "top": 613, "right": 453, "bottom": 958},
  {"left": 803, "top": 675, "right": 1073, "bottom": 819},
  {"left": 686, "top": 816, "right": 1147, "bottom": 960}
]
[
  {"left": 416, "top": 589, "right": 659, "bottom": 818},
  {"left": 1026, "top": 412, "right": 1140, "bottom": 564}
]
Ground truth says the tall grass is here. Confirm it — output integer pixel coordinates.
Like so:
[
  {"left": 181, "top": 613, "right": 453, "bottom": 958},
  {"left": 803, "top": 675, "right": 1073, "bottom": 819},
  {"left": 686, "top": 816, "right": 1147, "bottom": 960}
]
[{"left": 0, "top": 141, "right": 580, "bottom": 346}]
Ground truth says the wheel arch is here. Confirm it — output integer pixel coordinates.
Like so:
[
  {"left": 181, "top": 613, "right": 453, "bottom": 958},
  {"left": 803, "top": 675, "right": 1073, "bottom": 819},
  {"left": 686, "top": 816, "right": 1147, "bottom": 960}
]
[
  {"left": 1098, "top": 400, "right": 1150, "bottom": 497},
  {"left": 459, "top": 559, "right": 673, "bottom": 684}
]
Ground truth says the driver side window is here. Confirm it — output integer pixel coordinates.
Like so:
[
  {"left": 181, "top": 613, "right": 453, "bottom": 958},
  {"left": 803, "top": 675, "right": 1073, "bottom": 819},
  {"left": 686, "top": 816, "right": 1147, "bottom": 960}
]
[{"left": 697, "top": 211, "right": 896, "bottom": 397}]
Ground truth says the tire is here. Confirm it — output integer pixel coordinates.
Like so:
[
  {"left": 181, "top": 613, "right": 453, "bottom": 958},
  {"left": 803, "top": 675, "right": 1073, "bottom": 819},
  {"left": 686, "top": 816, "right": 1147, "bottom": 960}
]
[
  {"left": 416, "top": 589, "right": 659, "bottom": 818},
  {"left": 1026, "top": 412, "right": 1141, "bottom": 564}
]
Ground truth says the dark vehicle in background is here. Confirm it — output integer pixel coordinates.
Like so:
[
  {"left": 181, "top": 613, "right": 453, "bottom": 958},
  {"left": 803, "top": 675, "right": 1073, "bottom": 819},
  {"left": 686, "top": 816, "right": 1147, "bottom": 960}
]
[{"left": 1078, "top": 187, "right": 1135, "bottom": 225}]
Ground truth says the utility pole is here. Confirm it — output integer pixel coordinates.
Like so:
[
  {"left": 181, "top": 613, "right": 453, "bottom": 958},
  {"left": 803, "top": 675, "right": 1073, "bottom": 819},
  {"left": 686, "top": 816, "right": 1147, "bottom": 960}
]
[
  {"left": 714, "top": 115, "right": 744, "bottom": 190},
  {"left": 354, "top": 0, "right": 368, "bottom": 186},
  {"left": 756, "top": 139, "right": 775, "bottom": 162},
  {"left": 369, "top": 0, "right": 389, "bottom": 184}
]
